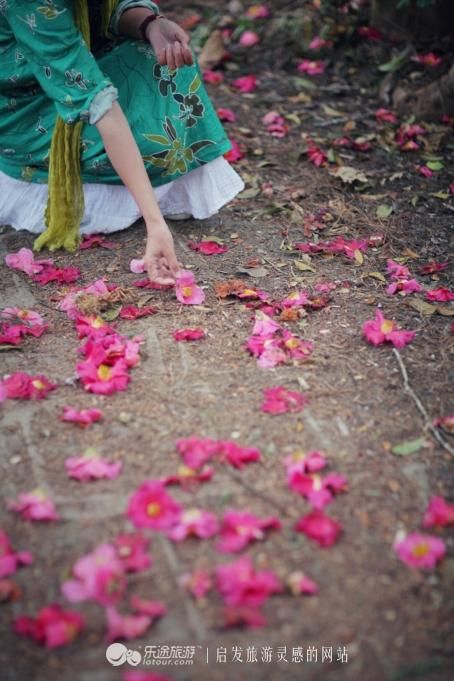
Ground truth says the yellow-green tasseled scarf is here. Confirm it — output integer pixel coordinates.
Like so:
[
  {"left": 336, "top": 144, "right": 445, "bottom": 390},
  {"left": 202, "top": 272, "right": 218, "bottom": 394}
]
[{"left": 34, "top": 0, "right": 118, "bottom": 253}]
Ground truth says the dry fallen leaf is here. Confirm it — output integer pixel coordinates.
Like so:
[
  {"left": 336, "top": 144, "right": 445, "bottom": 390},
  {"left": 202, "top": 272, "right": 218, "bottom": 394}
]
[{"left": 198, "top": 30, "right": 225, "bottom": 71}]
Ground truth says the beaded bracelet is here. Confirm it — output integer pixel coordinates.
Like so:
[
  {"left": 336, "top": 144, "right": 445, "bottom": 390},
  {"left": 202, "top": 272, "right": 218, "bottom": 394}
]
[{"left": 139, "top": 13, "right": 164, "bottom": 42}]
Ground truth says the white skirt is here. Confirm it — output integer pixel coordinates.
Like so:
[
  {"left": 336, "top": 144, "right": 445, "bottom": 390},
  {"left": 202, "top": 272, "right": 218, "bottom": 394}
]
[{"left": 0, "top": 157, "right": 244, "bottom": 235}]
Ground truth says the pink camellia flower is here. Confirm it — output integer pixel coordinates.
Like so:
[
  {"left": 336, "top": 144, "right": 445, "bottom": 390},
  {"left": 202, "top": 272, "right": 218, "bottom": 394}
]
[
  {"left": 173, "top": 328, "right": 206, "bottom": 342},
  {"left": 386, "top": 278, "right": 423, "bottom": 296},
  {"left": 119, "top": 305, "right": 157, "bottom": 320},
  {"left": 283, "top": 450, "right": 327, "bottom": 475},
  {"left": 288, "top": 471, "right": 347, "bottom": 510},
  {"left": 363, "top": 309, "right": 416, "bottom": 348},
  {"left": 1, "top": 307, "right": 45, "bottom": 327},
  {"left": 218, "top": 440, "right": 262, "bottom": 469},
  {"left": 245, "top": 4, "right": 270, "bottom": 19},
  {"left": 232, "top": 75, "right": 257, "bottom": 93},
  {"left": 65, "top": 449, "right": 122, "bottom": 482},
  {"left": 0, "top": 530, "right": 33, "bottom": 578},
  {"left": 114, "top": 533, "right": 152, "bottom": 573},
  {"left": 76, "top": 358, "right": 130, "bottom": 395},
  {"left": 105, "top": 606, "right": 152, "bottom": 643},
  {"left": 261, "top": 386, "right": 308, "bottom": 415},
  {"left": 411, "top": 52, "right": 443, "bottom": 67},
  {"left": 61, "top": 543, "right": 126, "bottom": 606},
  {"left": 8, "top": 489, "right": 59, "bottom": 521},
  {"left": 419, "top": 261, "right": 448, "bottom": 275},
  {"left": 1, "top": 372, "right": 57, "bottom": 400},
  {"left": 309, "top": 36, "right": 333, "bottom": 50},
  {"left": 239, "top": 30, "right": 260, "bottom": 47},
  {"left": 175, "top": 270, "right": 205, "bottom": 305},
  {"left": 387, "top": 259, "right": 411, "bottom": 280},
  {"left": 130, "top": 258, "right": 146, "bottom": 274},
  {"left": 203, "top": 70, "right": 224, "bottom": 85},
  {"left": 375, "top": 108, "right": 397, "bottom": 124},
  {"left": 167, "top": 508, "right": 219, "bottom": 541},
  {"left": 80, "top": 234, "right": 116, "bottom": 249},
  {"left": 297, "top": 59, "right": 325, "bottom": 75},
  {"left": 61, "top": 406, "right": 103, "bottom": 427},
  {"left": 307, "top": 143, "right": 327, "bottom": 167},
  {"left": 180, "top": 569, "right": 213, "bottom": 600},
  {"left": 81, "top": 334, "right": 143, "bottom": 369},
  {"left": 130, "top": 596, "right": 167, "bottom": 620},
  {"left": 14, "top": 604, "right": 84, "bottom": 649},
  {"left": 176, "top": 436, "right": 221, "bottom": 468},
  {"left": 216, "top": 556, "right": 282, "bottom": 607},
  {"left": 426, "top": 287, "right": 454, "bottom": 302},
  {"left": 0, "top": 324, "right": 23, "bottom": 346},
  {"left": 5, "top": 248, "right": 53, "bottom": 276},
  {"left": 295, "top": 510, "right": 342, "bottom": 547},
  {"left": 422, "top": 496, "right": 454, "bottom": 528},
  {"left": 32, "top": 265, "right": 80, "bottom": 286},
  {"left": 287, "top": 571, "right": 319, "bottom": 596},
  {"left": 162, "top": 464, "right": 215, "bottom": 489},
  {"left": 224, "top": 138, "right": 245, "bottom": 163},
  {"left": 75, "top": 315, "right": 112, "bottom": 339},
  {"left": 281, "top": 290, "right": 310, "bottom": 308},
  {"left": 252, "top": 311, "right": 281, "bottom": 337},
  {"left": 126, "top": 480, "right": 182, "bottom": 530},
  {"left": 217, "top": 107, "right": 236, "bottom": 122},
  {"left": 216, "top": 511, "right": 281, "bottom": 553},
  {"left": 394, "top": 532, "right": 446, "bottom": 569},
  {"left": 188, "top": 240, "right": 228, "bottom": 255}
]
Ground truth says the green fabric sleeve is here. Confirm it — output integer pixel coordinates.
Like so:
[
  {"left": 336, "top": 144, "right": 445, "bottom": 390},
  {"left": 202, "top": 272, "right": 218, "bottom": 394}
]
[
  {"left": 109, "top": 0, "right": 160, "bottom": 35},
  {"left": 5, "top": 0, "right": 113, "bottom": 124}
]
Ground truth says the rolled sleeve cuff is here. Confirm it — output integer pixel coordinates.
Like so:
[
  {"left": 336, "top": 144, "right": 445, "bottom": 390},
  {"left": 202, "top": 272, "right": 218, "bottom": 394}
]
[
  {"left": 84, "top": 85, "right": 119, "bottom": 124},
  {"left": 110, "top": 0, "right": 160, "bottom": 35}
]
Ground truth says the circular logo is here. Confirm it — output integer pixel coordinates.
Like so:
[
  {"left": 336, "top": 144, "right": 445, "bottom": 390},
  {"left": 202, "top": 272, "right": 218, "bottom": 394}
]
[
  {"left": 106, "top": 642, "right": 128, "bottom": 666},
  {"left": 126, "top": 649, "right": 142, "bottom": 666}
]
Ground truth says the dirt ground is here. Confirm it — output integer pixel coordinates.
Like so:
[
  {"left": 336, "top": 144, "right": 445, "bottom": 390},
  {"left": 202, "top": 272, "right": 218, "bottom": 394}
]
[{"left": 1, "top": 2, "right": 453, "bottom": 681}]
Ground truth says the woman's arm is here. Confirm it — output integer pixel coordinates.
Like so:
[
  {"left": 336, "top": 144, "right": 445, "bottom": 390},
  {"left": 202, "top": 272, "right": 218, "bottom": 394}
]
[
  {"left": 96, "top": 102, "right": 180, "bottom": 283},
  {"left": 118, "top": 9, "right": 193, "bottom": 69}
]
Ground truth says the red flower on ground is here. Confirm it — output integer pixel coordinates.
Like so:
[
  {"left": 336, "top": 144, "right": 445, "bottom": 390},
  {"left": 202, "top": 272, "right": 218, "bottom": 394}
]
[
  {"left": 295, "top": 510, "right": 342, "bottom": 547},
  {"left": 224, "top": 138, "right": 245, "bottom": 163},
  {"left": 65, "top": 449, "right": 122, "bottom": 482},
  {"left": 232, "top": 75, "right": 257, "bottom": 93},
  {"left": 173, "top": 327, "right": 206, "bottom": 342},
  {"left": 119, "top": 305, "right": 157, "bottom": 320},
  {"left": 375, "top": 108, "right": 397, "bottom": 124},
  {"left": 126, "top": 480, "right": 182, "bottom": 530},
  {"left": 216, "top": 511, "right": 281, "bottom": 553},
  {"left": 80, "top": 234, "right": 116, "bottom": 249},
  {"left": 216, "top": 556, "right": 282, "bottom": 607},
  {"left": 422, "top": 496, "right": 454, "bottom": 528},
  {"left": 261, "top": 386, "right": 308, "bottom": 414},
  {"left": 1, "top": 372, "right": 57, "bottom": 400},
  {"left": 0, "top": 530, "right": 33, "bottom": 578},
  {"left": 76, "top": 358, "right": 130, "bottom": 395},
  {"left": 8, "top": 489, "right": 59, "bottom": 521},
  {"left": 32, "top": 266, "right": 80, "bottom": 286},
  {"left": 179, "top": 569, "right": 213, "bottom": 600},
  {"left": 394, "top": 532, "right": 446, "bottom": 568},
  {"left": 203, "top": 70, "right": 224, "bottom": 85},
  {"left": 167, "top": 508, "right": 219, "bottom": 541},
  {"left": 362, "top": 309, "right": 415, "bottom": 348},
  {"left": 175, "top": 270, "right": 205, "bottom": 305},
  {"left": 114, "top": 533, "right": 152, "bottom": 573},
  {"left": 286, "top": 571, "right": 319, "bottom": 596},
  {"left": 188, "top": 240, "right": 228, "bottom": 255},
  {"left": 105, "top": 607, "right": 152, "bottom": 642},
  {"left": 217, "top": 107, "right": 236, "bottom": 122},
  {"left": 425, "top": 288, "right": 454, "bottom": 302},
  {"left": 62, "top": 544, "right": 126, "bottom": 606},
  {"left": 14, "top": 604, "right": 84, "bottom": 648},
  {"left": 61, "top": 406, "right": 103, "bottom": 427}
]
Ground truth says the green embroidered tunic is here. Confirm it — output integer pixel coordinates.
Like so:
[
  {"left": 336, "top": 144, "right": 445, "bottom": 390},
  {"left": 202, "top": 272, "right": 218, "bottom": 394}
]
[{"left": 0, "top": 0, "right": 231, "bottom": 185}]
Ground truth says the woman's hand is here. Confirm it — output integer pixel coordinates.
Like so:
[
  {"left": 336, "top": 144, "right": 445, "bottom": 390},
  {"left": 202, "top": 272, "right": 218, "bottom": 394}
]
[
  {"left": 144, "top": 220, "right": 181, "bottom": 285},
  {"left": 146, "top": 18, "right": 194, "bottom": 70}
]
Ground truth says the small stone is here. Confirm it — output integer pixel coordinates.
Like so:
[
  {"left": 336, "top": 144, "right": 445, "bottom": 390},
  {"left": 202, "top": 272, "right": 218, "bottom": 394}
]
[
  {"left": 118, "top": 412, "right": 132, "bottom": 424},
  {"left": 10, "top": 456, "right": 21, "bottom": 465}
]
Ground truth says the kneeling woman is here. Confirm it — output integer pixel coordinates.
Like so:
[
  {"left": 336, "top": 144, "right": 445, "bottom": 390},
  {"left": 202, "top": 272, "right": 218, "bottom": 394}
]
[{"left": 0, "top": 0, "right": 244, "bottom": 282}]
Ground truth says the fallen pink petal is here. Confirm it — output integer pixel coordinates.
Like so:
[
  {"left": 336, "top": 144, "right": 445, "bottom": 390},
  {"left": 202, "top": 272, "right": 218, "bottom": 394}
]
[
  {"left": 394, "top": 532, "right": 446, "bottom": 569},
  {"left": 295, "top": 510, "right": 342, "bottom": 547},
  {"left": 14, "top": 604, "right": 85, "bottom": 648},
  {"left": 126, "top": 480, "right": 182, "bottom": 530},
  {"left": 8, "top": 489, "right": 59, "bottom": 522},
  {"left": 173, "top": 328, "right": 206, "bottom": 342},
  {"left": 363, "top": 309, "right": 415, "bottom": 348},
  {"left": 175, "top": 270, "right": 205, "bottom": 305},
  {"left": 261, "top": 386, "right": 308, "bottom": 414},
  {"left": 422, "top": 496, "right": 454, "bottom": 528},
  {"left": 65, "top": 449, "right": 122, "bottom": 482}
]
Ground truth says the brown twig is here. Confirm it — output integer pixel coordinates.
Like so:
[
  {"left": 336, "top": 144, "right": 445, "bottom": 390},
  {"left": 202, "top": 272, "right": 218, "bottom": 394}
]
[{"left": 393, "top": 348, "right": 454, "bottom": 457}]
